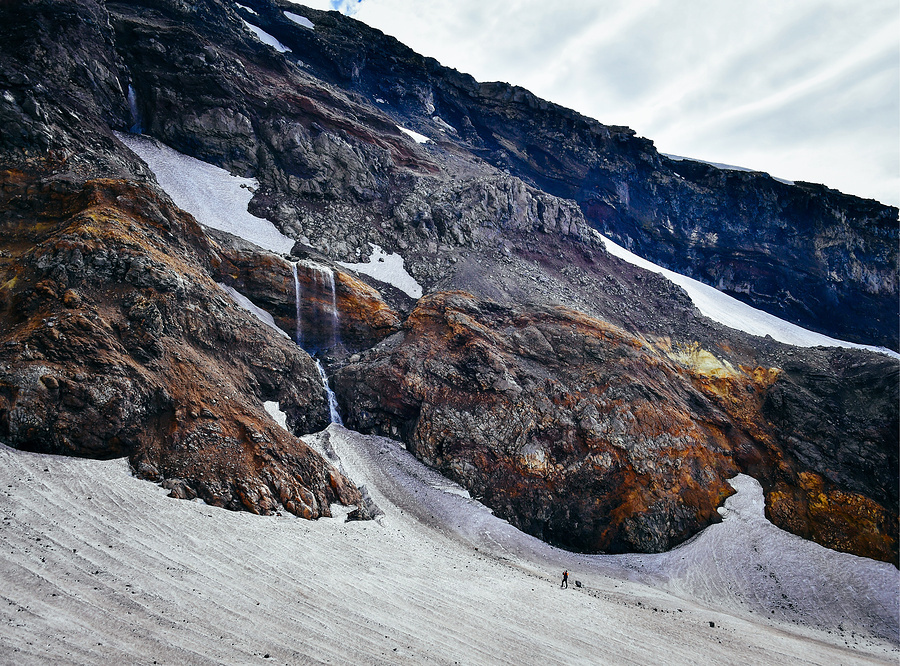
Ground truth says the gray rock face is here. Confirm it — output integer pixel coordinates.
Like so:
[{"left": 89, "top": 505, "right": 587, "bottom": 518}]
[{"left": 238, "top": 0, "right": 899, "bottom": 350}]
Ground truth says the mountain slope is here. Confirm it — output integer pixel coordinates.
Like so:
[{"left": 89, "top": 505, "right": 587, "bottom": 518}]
[
  {"left": 0, "top": 0, "right": 896, "bottom": 565},
  {"left": 230, "top": 0, "right": 899, "bottom": 350}
]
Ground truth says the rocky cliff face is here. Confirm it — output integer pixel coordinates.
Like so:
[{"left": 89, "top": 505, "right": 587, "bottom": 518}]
[
  {"left": 335, "top": 292, "right": 897, "bottom": 559},
  {"left": 233, "top": 0, "right": 898, "bottom": 350},
  {"left": 0, "top": 165, "right": 359, "bottom": 516},
  {"left": 0, "top": 0, "right": 896, "bottom": 563}
]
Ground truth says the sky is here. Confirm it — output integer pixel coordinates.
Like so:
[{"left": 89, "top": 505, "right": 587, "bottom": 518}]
[{"left": 290, "top": 0, "right": 899, "bottom": 207}]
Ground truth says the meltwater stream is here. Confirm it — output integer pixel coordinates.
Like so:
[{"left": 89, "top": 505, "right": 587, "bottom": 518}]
[
  {"left": 293, "top": 260, "right": 343, "bottom": 424},
  {"left": 315, "top": 359, "right": 343, "bottom": 426}
]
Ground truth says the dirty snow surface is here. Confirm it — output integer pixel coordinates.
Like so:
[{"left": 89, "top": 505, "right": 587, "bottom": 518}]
[
  {"left": 601, "top": 234, "right": 898, "bottom": 358},
  {"left": 1, "top": 430, "right": 896, "bottom": 665},
  {"left": 338, "top": 243, "right": 423, "bottom": 298},
  {"left": 117, "top": 132, "right": 295, "bottom": 255}
]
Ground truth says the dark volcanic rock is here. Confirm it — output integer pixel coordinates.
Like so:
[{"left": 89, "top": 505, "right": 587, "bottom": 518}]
[
  {"left": 336, "top": 292, "right": 897, "bottom": 560},
  {"left": 0, "top": 167, "right": 359, "bottom": 518}
]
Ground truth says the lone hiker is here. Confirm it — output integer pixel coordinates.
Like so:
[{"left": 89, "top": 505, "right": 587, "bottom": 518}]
[{"left": 561, "top": 570, "right": 569, "bottom": 589}]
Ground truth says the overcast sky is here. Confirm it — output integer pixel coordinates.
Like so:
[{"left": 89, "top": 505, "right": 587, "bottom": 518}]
[{"left": 291, "top": 0, "right": 899, "bottom": 207}]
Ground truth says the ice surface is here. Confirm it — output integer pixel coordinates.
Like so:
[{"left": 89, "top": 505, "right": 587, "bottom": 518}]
[
  {"left": 117, "top": 132, "right": 295, "bottom": 255},
  {"left": 338, "top": 243, "right": 423, "bottom": 299},
  {"left": 398, "top": 126, "right": 430, "bottom": 144},
  {"left": 283, "top": 11, "right": 314, "bottom": 29},
  {"left": 234, "top": 1, "right": 256, "bottom": 14},
  {"left": 241, "top": 19, "right": 291, "bottom": 53},
  {"left": 601, "top": 234, "right": 899, "bottom": 358},
  {"left": 1, "top": 432, "right": 894, "bottom": 664},
  {"left": 218, "top": 283, "right": 289, "bottom": 339}
]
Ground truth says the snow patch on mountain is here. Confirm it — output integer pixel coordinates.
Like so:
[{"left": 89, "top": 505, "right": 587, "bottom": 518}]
[
  {"left": 601, "top": 234, "right": 898, "bottom": 358},
  {"left": 218, "top": 283, "right": 289, "bottom": 339},
  {"left": 117, "top": 132, "right": 295, "bottom": 255},
  {"left": 398, "top": 126, "right": 430, "bottom": 144},
  {"left": 338, "top": 243, "right": 423, "bottom": 299},
  {"left": 263, "top": 401, "right": 289, "bottom": 431},
  {"left": 283, "top": 11, "right": 314, "bottom": 29},
  {"left": 664, "top": 154, "right": 795, "bottom": 185},
  {"left": 241, "top": 19, "right": 291, "bottom": 53}
]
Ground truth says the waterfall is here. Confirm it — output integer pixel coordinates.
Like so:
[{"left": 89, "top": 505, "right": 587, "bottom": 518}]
[
  {"left": 290, "top": 260, "right": 343, "bottom": 424},
  {"left": 309, "top": 262, "right": 338, "bottom": 349},
  {"left": 293, "top": 260, "right": 339, "bottom": 352},
  {"left": 292, "top": 261, "right": 303, "bottom": 346},
  {"left": 323, "top": 265, "right": 338, "bottom": 349},
  {"left": 315, "top": 358, "right": 343, "bottom": 425},
  {"left": 126, "top": 84, "right": 142, "bottom": 134}
]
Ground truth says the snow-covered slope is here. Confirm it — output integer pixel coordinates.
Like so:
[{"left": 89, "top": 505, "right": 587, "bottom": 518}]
[
  {"left": 117, "top": 133, "right": 295, "bottom": 254},
  {"left": 601, "top": 235, "right": 899, "bottom": 358},
  {"left": 1, "top": 433, "right": 895, "bottom": 664},
  {"left": 337, "top": 243, "right": 423, "bottom": 299}
]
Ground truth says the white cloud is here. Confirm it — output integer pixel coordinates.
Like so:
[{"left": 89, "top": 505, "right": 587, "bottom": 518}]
[{"left": 332, "top": 0, "right": 898, "bottom": 206}]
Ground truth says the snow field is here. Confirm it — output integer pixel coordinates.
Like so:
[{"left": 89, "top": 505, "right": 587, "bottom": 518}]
[
  {"left": 601, "top": 234, "right": 899, "bottom": 358},
  {"left": 0, "top": 431, "right": 895, "bottom": 665},
  {"left": 338, "top": 243, "right": 424, "bottom": 299},
  {"left": 117, "top": 133, "right": 296, "bottom": 255}
]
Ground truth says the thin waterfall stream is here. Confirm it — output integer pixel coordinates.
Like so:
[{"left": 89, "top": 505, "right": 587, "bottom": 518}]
[{"left": 293, "top": 260, "right": 343, "bottom": 424}]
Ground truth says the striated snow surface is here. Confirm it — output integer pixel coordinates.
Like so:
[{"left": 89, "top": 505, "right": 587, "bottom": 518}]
[
  {"left": 601, "top": 234, "right": 899, "bottom": 358},
  {"left": 283, "top": 11, "right": 314, "bottom": 29},
  {"left": 241, "top": 19, "right": 291, "bottom": 53},
  {"left": 338, "top": 243, "right": 423, "bottom": 299},
  {"left": 0, "top": 430, "right": 896, "bottom": 665},
  {"left": 117, "top": 133, "right": 295, "bottom": 255}
]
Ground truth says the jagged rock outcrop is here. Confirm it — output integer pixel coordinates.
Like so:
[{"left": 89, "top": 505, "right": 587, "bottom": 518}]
[
  {"left": 0, "top": 167, "right": 359, "bottom": 518},
  {"left": 238, "top": 0, "right": 899, "bottom": 350},
  {"left": 336, "top": 292, "right": 897, "bottom": 560}
]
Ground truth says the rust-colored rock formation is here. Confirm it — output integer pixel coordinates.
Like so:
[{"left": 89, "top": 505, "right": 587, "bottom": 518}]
[
  {"left": 213, "top": 242, "right": 401, "bottom": 353},
  {"left": 336, "top": 291, "right": 897, "bottom": 560},
  {"left": 0, "top": 167, "right": 359, "bottom": 517}
]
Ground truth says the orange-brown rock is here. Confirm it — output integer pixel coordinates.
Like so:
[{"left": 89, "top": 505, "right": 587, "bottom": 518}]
[
  {"left": 335, "top": 291, "right": 898, "bottom": 560},
  {"left": 212, "top": 241, "right": 400, "bottom": 353},
  {"left": 0, "top": 168, "right": 359, "bottom": 518}
]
